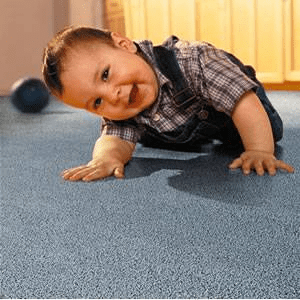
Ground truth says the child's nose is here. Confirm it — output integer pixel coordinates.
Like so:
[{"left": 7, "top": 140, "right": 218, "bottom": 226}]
[
  {"left": 108, "top": 86, "right": 121, "bottom": 105},
  {"left": 102, "top": 85, "right": 121, "bottom": 105}
]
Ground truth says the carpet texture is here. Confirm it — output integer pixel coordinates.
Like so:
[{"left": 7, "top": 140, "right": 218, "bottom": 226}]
[{"left": 1, "top": 91, "right": 299, "bottom": 298}]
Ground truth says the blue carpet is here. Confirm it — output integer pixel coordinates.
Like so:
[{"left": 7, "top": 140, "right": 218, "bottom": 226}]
[{"left": 1, "top": 92, "right": 299, "bottom": 298}]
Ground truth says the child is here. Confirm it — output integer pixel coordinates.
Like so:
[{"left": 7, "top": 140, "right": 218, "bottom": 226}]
[{"left": 42, "top": 26, "right": 294, "bottom": 181}]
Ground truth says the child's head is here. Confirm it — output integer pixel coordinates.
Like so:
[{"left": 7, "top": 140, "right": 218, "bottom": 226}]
[
  {"left": 42, "top": 26, "right": 158, "bottom": 120},
  {"left": 42, "top": 26, "right": 114, "bottom": 97}
]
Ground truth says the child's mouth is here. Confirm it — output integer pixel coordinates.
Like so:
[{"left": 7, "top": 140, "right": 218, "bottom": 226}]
[{"left": 129, "top": 84, "right": 138, "bottom": 106}]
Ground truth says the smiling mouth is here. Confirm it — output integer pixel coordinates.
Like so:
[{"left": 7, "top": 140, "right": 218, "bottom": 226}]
[{"left": 129, "top": 84, "right": 138, "bottom": 106}]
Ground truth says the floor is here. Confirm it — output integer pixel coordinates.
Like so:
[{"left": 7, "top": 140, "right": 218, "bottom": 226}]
[{"left": 1, "top": 91, "right": 299, "bottom": 298}]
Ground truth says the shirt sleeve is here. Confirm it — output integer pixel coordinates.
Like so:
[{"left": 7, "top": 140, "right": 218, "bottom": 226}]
[
  {"left": 198, "top": 43, "right": 258, "bottom": 116},
  {"left": 101, "top": 118, "right": 140, "bottom": 144}
]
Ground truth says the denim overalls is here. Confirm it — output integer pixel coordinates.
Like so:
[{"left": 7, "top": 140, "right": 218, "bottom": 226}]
[{"left": 140, "top": 46, "right": 283, "bottom": 149}]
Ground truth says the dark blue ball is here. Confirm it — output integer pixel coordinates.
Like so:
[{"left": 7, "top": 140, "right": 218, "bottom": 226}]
[{"left": 10, "top": 78, "right": 50, "bottom": 113}]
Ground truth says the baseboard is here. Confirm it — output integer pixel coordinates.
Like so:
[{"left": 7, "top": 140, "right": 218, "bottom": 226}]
[{"left": 263, "top": 81, "right": 300, "bottom": 91}]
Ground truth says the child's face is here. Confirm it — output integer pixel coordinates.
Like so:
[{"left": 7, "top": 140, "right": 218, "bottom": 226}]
[{"left": 60, "top": 33, "right": 159, "bottom": 120}]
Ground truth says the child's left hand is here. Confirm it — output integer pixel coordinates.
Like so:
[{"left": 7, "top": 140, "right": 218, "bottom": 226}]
[{"left": 229, "top": 150, "right": 295, "bottom": 176}]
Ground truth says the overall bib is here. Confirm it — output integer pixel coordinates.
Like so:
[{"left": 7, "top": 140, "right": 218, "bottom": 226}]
[{"left": 140, "top": 46, "right": 283, "bottom": 149}]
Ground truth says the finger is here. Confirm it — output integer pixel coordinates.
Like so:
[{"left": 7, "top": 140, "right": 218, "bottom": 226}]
[
  {"left": 254, "top": 161, "right": 265, "bottom": 176},
  {"left": 241, "top": 160, "right": 252, "bottom": 175},
  {"left": 229, "top": 158, "right": 243, "bottom": 169},
  {"left": 82, "top": 166, "right": 116, "bottom": 181},
  {"left": 264, "top": 160, "right": 277, "bottom": 176},
  {"left": 82, "top": 170, "right": 108, "bottom": 181},
  {"left": 114, "top": 166, "right": 125, "bottom": 179},
  {"left": 68, "top": 167, "right": 96, "bottom": 181},
  {"left": 275, "top": 160, "right": 295, "bottom": 173},
  {"left": 83, "top": 165, "right": 125, "bottom": 181},
  {"left": 63, "top": 166, "right": 98, "bottom": 181},
  {"left": 61, "top": 166, "right": 88, "bottom": 179}
]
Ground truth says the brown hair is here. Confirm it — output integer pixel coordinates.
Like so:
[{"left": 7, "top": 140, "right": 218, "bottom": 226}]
[{"left": 42, "top": 26, "right": 113, "bottom": 97}]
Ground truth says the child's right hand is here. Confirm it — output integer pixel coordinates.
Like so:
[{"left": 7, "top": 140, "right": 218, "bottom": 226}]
[
  {"left": 61, "top": 135, "right": 135, "bottom": 182},
  {"left": 61, "top": 158, "right": 125, "bottom": 182}
]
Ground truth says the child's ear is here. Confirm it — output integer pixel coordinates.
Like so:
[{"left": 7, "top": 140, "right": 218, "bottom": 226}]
[{"left": 111, "top": 32, "right": 137, "bottom": 53}]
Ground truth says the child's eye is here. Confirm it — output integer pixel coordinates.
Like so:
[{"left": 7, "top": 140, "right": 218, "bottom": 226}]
[
  {"left": 102, "top": 67, "right": 110, "bottom": 82},
  {"left": 94, "top": 98, "right": 102, "bottom": 109}
]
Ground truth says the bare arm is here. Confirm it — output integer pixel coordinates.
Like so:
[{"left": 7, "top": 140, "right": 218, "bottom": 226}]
[
  {"left": 229, "top": 91, "right": 294, "bottom": 175},
  {"left": 62, "top": 135, "right": 135, "bottom": 181}
]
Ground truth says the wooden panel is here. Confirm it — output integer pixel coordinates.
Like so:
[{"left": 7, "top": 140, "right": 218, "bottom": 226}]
[
  {"left": 122, "top": 0, "right": 299, "bottom": 85},
  {"left": 123, "top": 0, "right": 147, "bottom": 40},
  {"left": 106, "top": 12, "right": 125, "bottom": 35},
  {"left": 170, "top": 0, "right": 196, "bottom": 41},
  {"left": 196, "top": 0, "right": 231, "bottom": 51},
  {"left": 123, "top": 0, "right": 133, "bottom": 38},
  {"left": 285, "top": 0, "right": 300, "bottom": 81},
  {"left": 293, "top": 0, "right": 300, "bottom": 71},
  {"left": 106, "top": 0, "right": 122, "bottom": 14},
  {"left": 145, "top": 0, "right": 170, "bottom": 44},
  {"left": 231, "top": 0, "right": 256, "bottom": 66},
  {"left": 105, "top": 0, "right": 125, "bottom": 35},
  {"left": 256, "top": 0, "right": 284, "bottom": 83}
]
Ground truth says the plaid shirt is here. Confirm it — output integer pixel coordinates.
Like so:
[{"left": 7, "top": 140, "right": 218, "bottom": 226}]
[{"left": 102, "top": 36, "right": 257, "bottom": 144}]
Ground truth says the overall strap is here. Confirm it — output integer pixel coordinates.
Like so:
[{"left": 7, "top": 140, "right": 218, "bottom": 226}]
[{"left": 153, "top": 46, "right": 196, "bottom": 110}]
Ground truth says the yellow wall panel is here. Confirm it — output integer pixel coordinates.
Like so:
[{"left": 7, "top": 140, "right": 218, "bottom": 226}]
[
  {"left": 285, "top": 0, "right": 300, "bottom": 80},
  {"left": 231, "top": 0, "right": 256, "bottom": 66},
  {"left": 293, "top": 0, "right": 300, "bottom": 71},
  {"left": 145, "top": 0, "right": 170, "bottom": 44},
  {"left": 170, "top": 0, "right": 196, "bottom": 41},
  {"left": 123, "top": 0, "right": 147, "bottom": 40},
  {"left": 256, "top": 0, "right": 284, "bottom": 82},
  {"left": 131, "top": 0, "right": 147, "bottom": 40},
  {"left": 123, "top": 0, "right": 299, "bottom": 83},
  {"left": 196, "top": 0, "right": 231, "bottom": 51}
]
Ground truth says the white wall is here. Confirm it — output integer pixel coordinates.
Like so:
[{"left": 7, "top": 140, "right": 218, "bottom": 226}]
[
  {"left": 69, "top": 0, "right": 104, "bottom": 28},
  {"left": 0, "top": 0, "right": 104, "bottom": 95},
  {"left": 0, "top": 0, "right": 54, "bottom": 94}
]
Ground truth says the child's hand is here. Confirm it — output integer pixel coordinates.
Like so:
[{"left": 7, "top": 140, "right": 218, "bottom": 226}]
[
  {"left": 61, "top": 158, "right": 125, "bottom": 182},
  {"left": 229, "top": 150, "right": 295, "bottom": 176},
  {"left": 61, "top": 135, "right": 135, "bottom": 182}
]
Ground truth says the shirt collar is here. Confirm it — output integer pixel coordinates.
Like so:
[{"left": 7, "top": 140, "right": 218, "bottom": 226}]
[{"left": 134, "top": 40, "right": 170, "bottom": 88}]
